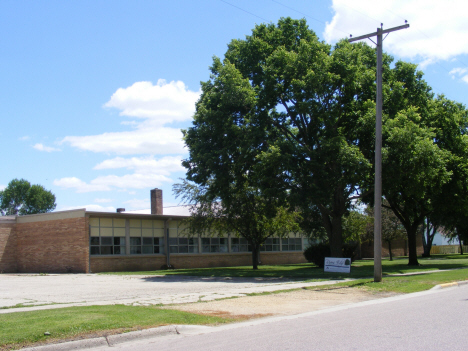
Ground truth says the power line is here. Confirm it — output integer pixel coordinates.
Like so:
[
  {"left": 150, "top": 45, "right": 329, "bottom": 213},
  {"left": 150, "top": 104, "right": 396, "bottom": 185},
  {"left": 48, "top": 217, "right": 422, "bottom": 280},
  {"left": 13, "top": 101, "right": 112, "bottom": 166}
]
[
  {"left": 219, "top": 0, "right": 269, "bottom": 22},
  {"left": 271, "top": 0, "right": 350, "bottom": 36}
]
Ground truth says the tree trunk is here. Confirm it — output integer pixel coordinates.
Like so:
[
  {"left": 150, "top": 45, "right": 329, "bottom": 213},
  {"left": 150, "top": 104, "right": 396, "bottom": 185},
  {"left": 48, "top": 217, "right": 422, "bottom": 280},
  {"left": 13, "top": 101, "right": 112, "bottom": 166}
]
[
  {"left": 407, "top": 227, "right": 419, "bottom": 266},
  {"left": 251, "top": 244, "right": 259, "bottom": 270},
  {"left": 387, "top": 240, "right": 393, "bottom": 261},
  {"left": 422, "top": 221, "right": 436, "bottom": 257},
  {"left": 330, "top": 215, "right": 343, "bottom": 257},
  {"left": 458, "top": 233, "right": 464, "bottom": 255},
  {"left": 319, "top": 188, "right": 346, "bottom": 258}
]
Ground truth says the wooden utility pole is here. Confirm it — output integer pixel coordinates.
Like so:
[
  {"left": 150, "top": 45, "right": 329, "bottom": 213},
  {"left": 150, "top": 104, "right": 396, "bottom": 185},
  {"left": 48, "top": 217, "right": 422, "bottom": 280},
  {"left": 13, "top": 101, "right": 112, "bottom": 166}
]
[{"left": 349, "top": 23, "right": 409, "bottom": 282}]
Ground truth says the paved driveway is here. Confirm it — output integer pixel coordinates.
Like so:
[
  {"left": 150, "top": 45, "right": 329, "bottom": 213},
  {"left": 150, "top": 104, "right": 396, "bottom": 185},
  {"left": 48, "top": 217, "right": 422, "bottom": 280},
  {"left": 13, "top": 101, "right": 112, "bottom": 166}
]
[{"left": 0, "top": 274, "right": 344, "bottom": 313}]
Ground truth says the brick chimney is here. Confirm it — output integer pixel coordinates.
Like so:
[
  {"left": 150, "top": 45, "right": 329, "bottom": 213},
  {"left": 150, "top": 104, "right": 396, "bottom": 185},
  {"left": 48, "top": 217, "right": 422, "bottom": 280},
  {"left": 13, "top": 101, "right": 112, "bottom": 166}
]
[{"left": 151, "top": 188, "right": 163, "bottom": 215}]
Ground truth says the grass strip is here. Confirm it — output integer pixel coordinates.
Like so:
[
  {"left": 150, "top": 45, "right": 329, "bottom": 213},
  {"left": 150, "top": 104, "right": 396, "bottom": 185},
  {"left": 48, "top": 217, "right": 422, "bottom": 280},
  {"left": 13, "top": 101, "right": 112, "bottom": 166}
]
[
  {"left": 0, "top": 305, "right": 234, "bottom": 350},
  {"left": 101, "top": 254, "right": 468, "bottom": 280},
  {"left": 306, "top": 268, "right": 468, "bottom": 294}
]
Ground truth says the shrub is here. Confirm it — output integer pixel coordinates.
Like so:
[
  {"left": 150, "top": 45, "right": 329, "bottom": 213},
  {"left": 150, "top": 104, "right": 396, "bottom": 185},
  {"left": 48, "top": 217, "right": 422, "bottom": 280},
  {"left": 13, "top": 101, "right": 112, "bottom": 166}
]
[
  {"left": 303, "top": 242, "right": 358, "bottom": 268},
  {"left": 303, "top": 243, "right": 330, "bottom": 267}
]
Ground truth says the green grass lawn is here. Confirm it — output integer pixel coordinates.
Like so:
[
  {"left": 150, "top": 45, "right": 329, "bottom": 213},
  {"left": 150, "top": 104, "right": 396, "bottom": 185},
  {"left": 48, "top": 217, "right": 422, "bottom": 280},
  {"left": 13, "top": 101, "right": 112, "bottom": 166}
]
[
  {"left": 0, "top": 305, "right": 234, "bottom": 350},
  {"left": 102, "top": 254, "right": 468, "bottom": 280}
]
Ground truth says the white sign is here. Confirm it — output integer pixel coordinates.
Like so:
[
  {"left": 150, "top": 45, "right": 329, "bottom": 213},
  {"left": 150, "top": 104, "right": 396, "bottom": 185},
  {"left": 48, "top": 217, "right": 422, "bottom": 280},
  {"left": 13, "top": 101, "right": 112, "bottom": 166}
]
[{"left": 324, "top": 257, "right": 351, "bottom": 273}]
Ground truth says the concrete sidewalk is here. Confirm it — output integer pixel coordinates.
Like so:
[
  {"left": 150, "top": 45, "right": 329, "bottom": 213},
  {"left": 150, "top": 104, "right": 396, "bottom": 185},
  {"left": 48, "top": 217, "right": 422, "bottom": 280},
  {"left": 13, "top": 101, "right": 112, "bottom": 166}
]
[{"left": 0, "top": 273, "right": 351, "bottom": 314}]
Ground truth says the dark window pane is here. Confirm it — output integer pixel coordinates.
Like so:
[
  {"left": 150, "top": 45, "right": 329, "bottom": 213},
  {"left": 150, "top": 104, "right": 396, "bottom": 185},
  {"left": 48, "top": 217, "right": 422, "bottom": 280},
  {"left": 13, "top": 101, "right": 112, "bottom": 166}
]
[
  {"left": 143, "top": 237, "right": 153, "bottom": 245},
  {"left": 231, "top": 238, "right": 239, "bottom": 245},
  {"left": 202, "top": 245, "right": 210, "bottom": 253},
  {"left": 188, "top": 238, "right": 197, "bottom": 245},
  {"left": 101, "top": 246, "right": 113, "bottom": 255},
  {"left": 179, "top": 238, "right": 188, "bottom": 245},
  {"left": 169, "top": 238, "right": 178, "bottom": 245},
  {"left": 211, "top": 238, "right": 219, "bottom": 245},
  {"left": 189, "top": 246, "right": 198, "bottom": 253},
  {"left": 201, "top": 238, "right": 210, "bottom": 245},
  {"left": 90, "top": 246, "right": 100, "bottom": 255},
  {"left": 130, "top": 246, "right": 141, "bottom": 254},
  {"left": 220, "top": 245, "right": 228, "bottom": 253},
  {"left": 220, "top": 238, "right": 227, "bottom": 245},
  {"left": 210, "top": 245, "right": 219, "bottom": 253},
  {"left": 154, "top": 237, "right": 160, "bottom": 245},
  {"left": 114, "top": 246, "right": 122, "bottom": 255},
  {"left": 130, "top": 237, "right": 141, "bottom": 245},
  {"left": 90, "top": 237, "right": 100, "bottom": 245},
  {"left": 101, "top": 237, "right": 112, "bottom": 245},
  {"left": 170, "top": 246, "right": 178, "bottom": 253},
  {"left": 114, "top": 237, "right": 125, "bottom": 245},
  {"left": 179, "top": 246, "right": 188, "bottom": 253},
  {"left": 142, "top": 246, "right": 153, "bottom": 254},
  {"left": 154, "top": 246, "right": 160, "bottom": 254}
]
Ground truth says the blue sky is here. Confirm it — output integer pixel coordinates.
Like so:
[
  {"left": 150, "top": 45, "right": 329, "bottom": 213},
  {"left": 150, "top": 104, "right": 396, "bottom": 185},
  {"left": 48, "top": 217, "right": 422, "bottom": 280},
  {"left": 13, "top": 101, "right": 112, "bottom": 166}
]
[{"left": 1, "top": 0, "right": 467, "bottom": 213}]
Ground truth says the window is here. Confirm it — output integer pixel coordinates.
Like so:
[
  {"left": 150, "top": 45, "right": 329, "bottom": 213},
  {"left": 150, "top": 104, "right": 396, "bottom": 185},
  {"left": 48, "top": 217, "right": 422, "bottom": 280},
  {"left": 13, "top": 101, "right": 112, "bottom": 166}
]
[
  {"left": 201, "top": 237, "right": 228, "bottom": 253},
  {"left": 281, "top": 238, "right": 302, "bottom": 251},
  {"left": 260, "top": 238, "right": 280, "bottom": 252},
  {"left": 231, "top": 237, "right": 250, "bottom": 252},
  {"left": 169, "top": 237, "right": 199, "bottom": 254},
  {"left": 89, "top": 217, "right": 164, "bottom": 255},
  {"left": 89, "top": 217, "right": 125, "bottom": 256},
  {"left": 129, "top": 219, "right": 165, "bottom": 255}
]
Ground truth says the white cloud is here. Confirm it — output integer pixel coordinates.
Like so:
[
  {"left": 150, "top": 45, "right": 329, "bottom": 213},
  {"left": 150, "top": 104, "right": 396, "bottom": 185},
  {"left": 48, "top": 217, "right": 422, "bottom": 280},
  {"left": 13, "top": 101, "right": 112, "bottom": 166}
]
[
  {"left": 449, "top": 67, "right": 468, "bottom": 83},
  {"left": 61, "top": 127, "right": 185, "bottom": 155},
  {"left": 104, "top": 80, "right": 200, "bottom": 124},
  {"left": 54, "top": 156, "right": 182, "bottom": 193},
  {"left": 450, "top": 68, "right": 468, "bottom": 76},
  {"left": 61, "top": 80, "right": 200, "bottom": 155},
  {"left": 93, "top": 155, "right": 184, "bottom": 175},
  {"left": 33, "top": 143, "right": 61, "bottom": 152},
  {"left": 54, "top": 172, "right": 172, "bottom": 193},
  {"left": 0, "top": 184, "right": 5, "bottom": 191},
  {"left": 123, "top": 198, "right": 150, "bottom": 211},
  {"left": 94, "top": 198, "right": 112, "bottom": 203},
  {"left": 325, "top": 0, "right": 468, "bottom": 64}
]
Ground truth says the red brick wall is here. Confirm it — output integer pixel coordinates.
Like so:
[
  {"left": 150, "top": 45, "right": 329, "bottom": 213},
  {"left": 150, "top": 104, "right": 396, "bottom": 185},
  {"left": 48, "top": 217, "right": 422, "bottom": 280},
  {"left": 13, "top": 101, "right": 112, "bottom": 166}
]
[
  {"left": 90, "top": 251, "right": 306, "bottom": 272},
  {"left": 360, "top": 235, "right": 423, "bottom": 259},
  {"left": 90, "top": 256, "right": 166, "bottom": 273},
  {"left": 16, "top": 217, "right": 89, "bottom": 273},
  {"left": 0, "top": 221, "right": 17, "bottom": 273}
]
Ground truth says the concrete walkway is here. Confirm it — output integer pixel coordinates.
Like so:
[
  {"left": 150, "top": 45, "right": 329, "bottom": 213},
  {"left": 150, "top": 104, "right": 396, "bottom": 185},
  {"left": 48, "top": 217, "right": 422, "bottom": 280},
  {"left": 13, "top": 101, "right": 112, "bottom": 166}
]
[{"left": 0, "top": 273, "right": 351, "bottom": 314}]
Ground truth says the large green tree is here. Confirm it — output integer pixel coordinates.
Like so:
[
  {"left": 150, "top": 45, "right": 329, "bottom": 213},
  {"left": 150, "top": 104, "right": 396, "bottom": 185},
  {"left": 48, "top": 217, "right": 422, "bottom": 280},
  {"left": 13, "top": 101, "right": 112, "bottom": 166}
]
[
  {"left": 379, "top": 63, "right": 468, "bottom": 265},
  {"left": 0, "top": 178, "right": 56, "bottom": 215},
  {"left": 183, "top": 18, "right": 380, "bottom": 258}
]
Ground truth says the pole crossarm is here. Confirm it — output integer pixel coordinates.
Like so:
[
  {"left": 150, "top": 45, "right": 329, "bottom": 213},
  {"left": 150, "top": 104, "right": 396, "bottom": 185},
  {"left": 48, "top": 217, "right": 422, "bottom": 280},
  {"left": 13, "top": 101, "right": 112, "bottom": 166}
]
[{"left": 349, "top": 24, "right": 409, "bottom": 42}]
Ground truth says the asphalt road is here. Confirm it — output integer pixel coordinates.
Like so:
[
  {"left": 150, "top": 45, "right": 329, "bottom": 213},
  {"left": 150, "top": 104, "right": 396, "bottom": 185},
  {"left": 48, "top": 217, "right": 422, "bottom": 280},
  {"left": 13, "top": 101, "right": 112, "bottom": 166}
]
[{"left": 88, "top": 284, "right": 468, "bottom": 351}]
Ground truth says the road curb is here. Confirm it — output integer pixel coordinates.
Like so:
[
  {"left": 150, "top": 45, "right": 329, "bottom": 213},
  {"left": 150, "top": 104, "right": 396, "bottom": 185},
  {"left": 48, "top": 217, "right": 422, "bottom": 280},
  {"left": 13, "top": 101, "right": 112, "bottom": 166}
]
[
  {"left": 432, "top": 280, "right": 468, "bottom": 290},
  {"left": 20, "top": 325, "right": 180, "bottom": 351}
]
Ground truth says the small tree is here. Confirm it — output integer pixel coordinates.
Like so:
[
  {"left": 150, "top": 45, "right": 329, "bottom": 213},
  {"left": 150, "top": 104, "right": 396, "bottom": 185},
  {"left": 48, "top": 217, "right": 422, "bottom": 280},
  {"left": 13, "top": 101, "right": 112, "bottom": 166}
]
[
  {"left": 173, "top": 180, "right": 300, "bottom": 270},
  {"left": 365, "top": 202, "right": 406, "bottom": 261},
  {"left": 0, "top": 178, "right": 56, "bottom": 215}
]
